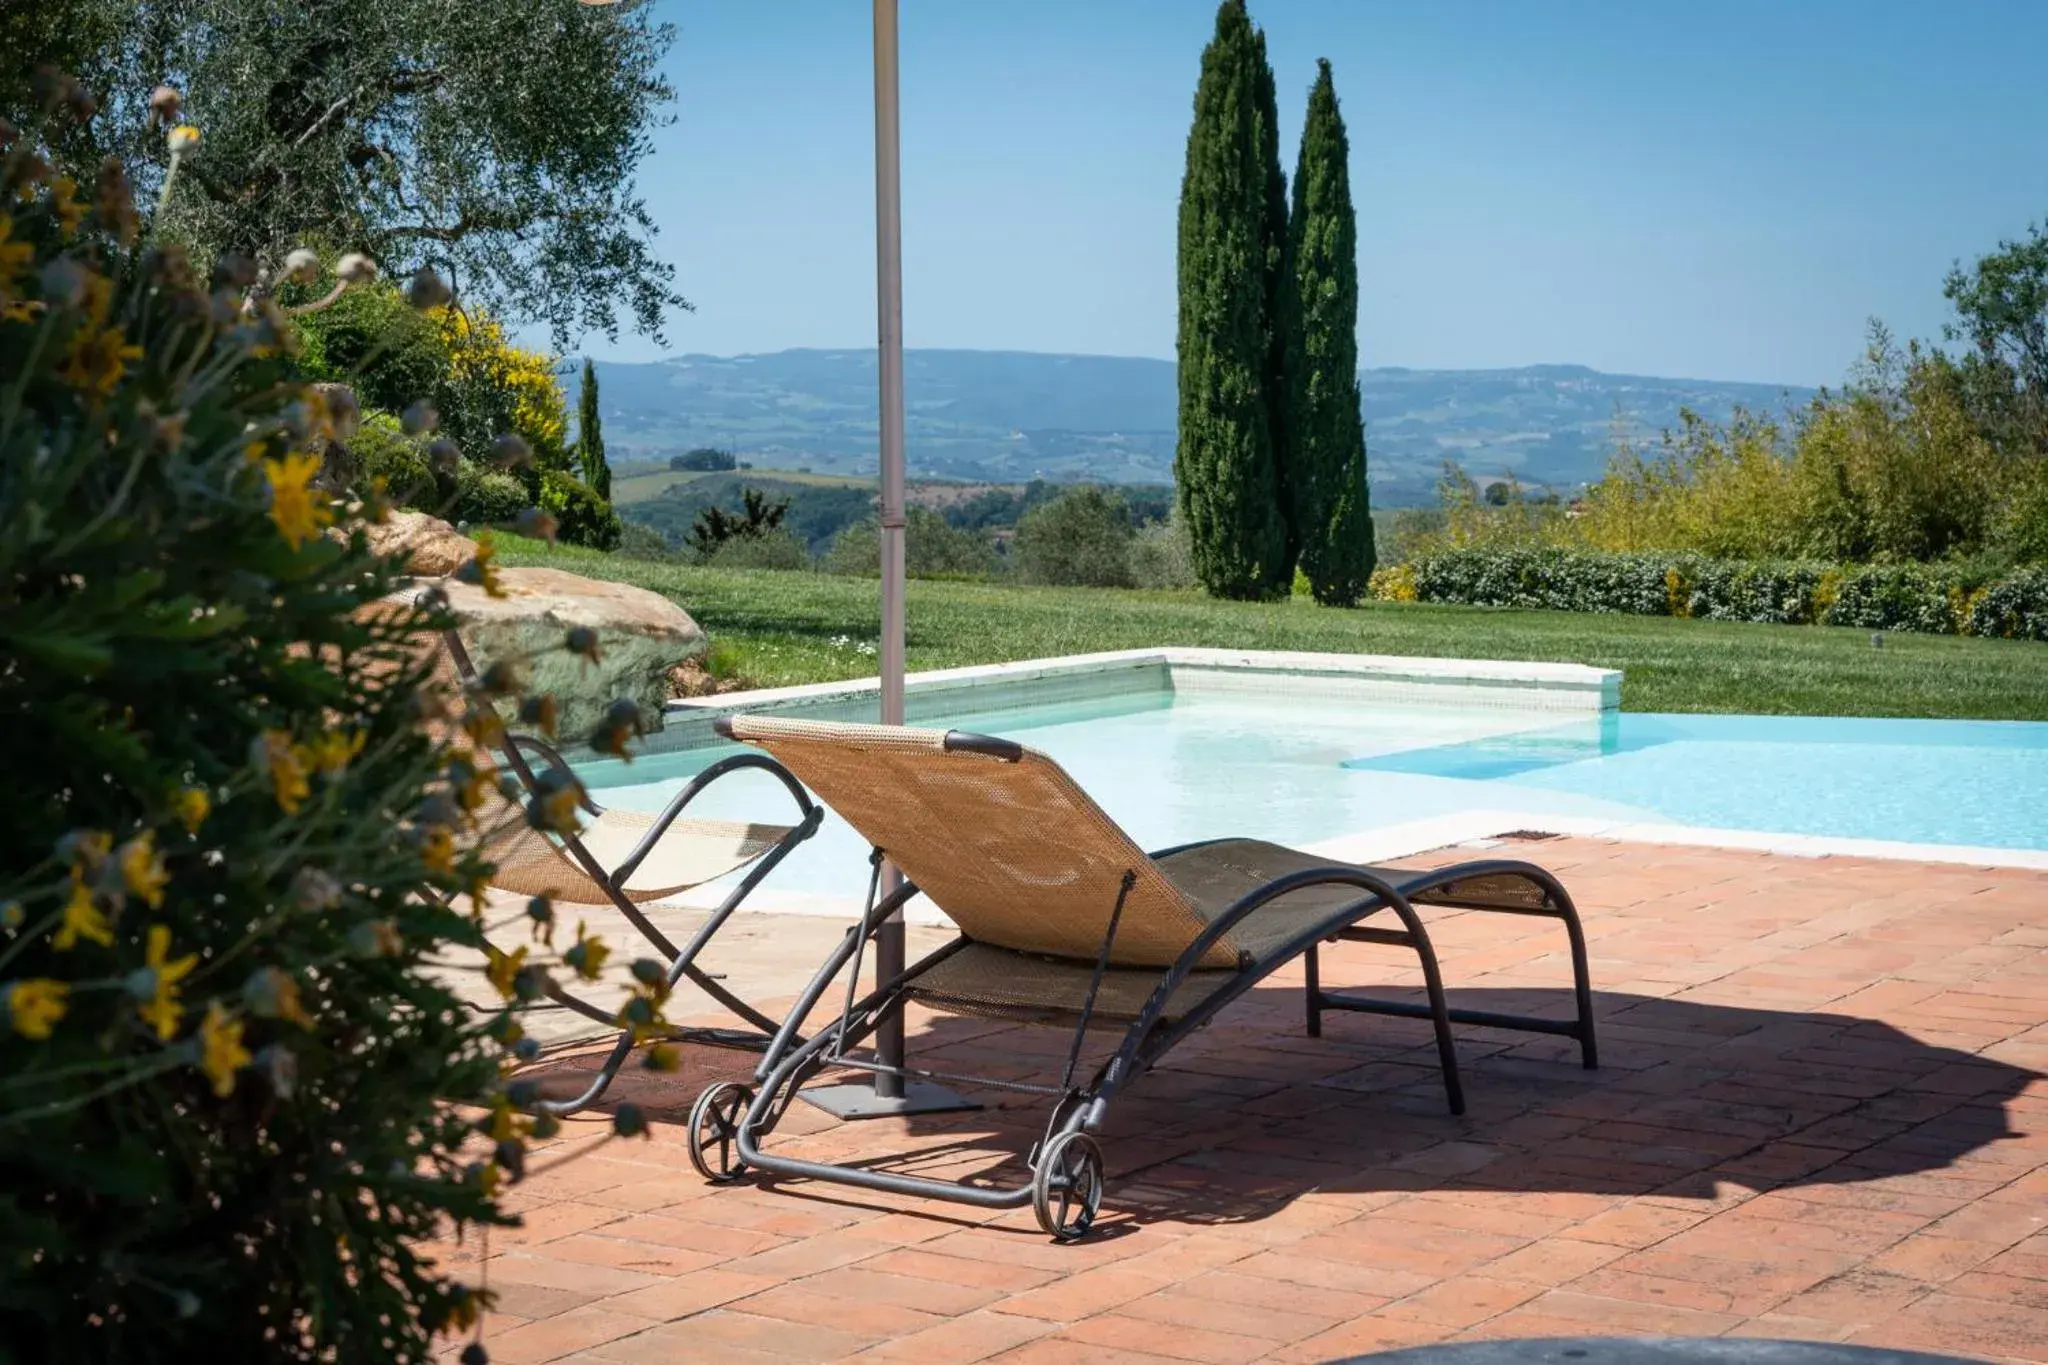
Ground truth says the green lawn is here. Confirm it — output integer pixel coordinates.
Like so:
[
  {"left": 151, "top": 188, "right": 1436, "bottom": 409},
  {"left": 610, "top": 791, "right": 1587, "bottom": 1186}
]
[{"left": 497, "top": 538, "right": 2048, "bottom": 720}]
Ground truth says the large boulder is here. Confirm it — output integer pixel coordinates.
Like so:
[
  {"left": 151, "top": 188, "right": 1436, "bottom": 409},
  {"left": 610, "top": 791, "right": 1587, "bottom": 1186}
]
[
  {"left": 439, "top": 567, "right": 706, "bottom": 740},
  {"left": 364, "top": 510, "right": 477, "bottom": 578}
]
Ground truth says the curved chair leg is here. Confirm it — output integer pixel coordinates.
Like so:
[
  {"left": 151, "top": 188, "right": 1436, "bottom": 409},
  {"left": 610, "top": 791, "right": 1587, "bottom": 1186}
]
[
  {"left": 1381, "top": 897, "right": 1466, "bottom": 1116},
  {"left": 1548, "top": 882, "right": 1599, "bottom": 1070}
]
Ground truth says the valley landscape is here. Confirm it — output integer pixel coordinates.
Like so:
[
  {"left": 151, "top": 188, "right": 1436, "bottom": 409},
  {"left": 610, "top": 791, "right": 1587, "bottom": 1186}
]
[{"left": 591, "top": 348, "right": 1815, "bottom": 504}]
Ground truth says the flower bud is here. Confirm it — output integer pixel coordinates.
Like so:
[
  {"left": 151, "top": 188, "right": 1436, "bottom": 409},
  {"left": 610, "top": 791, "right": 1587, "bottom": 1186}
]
[
  {"left": 406, "top": 267, "right": 451, "bottom": 310},
  {"left": 335, "top": 253, "right": 378, "bottom": 286},
  {"left": 149, "top": 84, "right": 183, "bottom": 124},
  {"left": 281, "top": 247, "right": 320, "bottom": 284}
]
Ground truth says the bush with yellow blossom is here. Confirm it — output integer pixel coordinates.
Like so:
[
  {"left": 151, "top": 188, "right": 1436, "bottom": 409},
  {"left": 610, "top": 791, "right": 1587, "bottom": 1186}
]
[{"left": 0, "top": 78, "right": 662, "bottom": 1364}]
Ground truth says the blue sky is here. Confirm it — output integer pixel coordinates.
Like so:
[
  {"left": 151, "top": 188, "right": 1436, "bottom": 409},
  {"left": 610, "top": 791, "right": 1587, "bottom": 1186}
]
[{"left": 569, "top": 0, "right": 2048, "bottom": 388}]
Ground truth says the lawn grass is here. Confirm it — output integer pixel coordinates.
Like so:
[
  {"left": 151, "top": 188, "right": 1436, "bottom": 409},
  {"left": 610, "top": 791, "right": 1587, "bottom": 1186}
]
[{"left": 496, "top": 538, "right": 2048, "bottom": 720}]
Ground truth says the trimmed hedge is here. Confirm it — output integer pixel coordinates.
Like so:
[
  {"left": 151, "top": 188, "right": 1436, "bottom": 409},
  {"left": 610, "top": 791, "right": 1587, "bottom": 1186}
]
[{"left": 1390, "top": 547, "right": 2048, "bottom": 641}]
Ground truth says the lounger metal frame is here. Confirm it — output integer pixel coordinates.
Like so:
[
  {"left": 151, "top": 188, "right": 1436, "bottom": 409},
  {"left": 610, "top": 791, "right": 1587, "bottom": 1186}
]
[
  {"left": 695, "top": 732, "right": 1597, "bottom": 1239},
  {"left": 440, "top": 628, "right": 823, "bottom": 1116}
]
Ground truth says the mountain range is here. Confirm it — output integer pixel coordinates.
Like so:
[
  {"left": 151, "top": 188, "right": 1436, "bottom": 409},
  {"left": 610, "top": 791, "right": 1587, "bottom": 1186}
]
[{"left": 588, "top": 348, "right": 1816, "bottom": 505}]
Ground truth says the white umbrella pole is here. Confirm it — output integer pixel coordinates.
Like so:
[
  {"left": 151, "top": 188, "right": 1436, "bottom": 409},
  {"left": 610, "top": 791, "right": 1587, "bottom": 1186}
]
[{"left": 871, "top": 0, "right": 909, "bottom": 1100}]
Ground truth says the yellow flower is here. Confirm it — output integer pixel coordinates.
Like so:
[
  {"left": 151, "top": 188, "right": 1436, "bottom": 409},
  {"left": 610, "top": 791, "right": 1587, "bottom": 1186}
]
[
  {"left": 563, "top": 923, "right": 609, "bottom": 982},
  {"left": 48, "top": 175, "right": 85, "bottom": 235},
  {"left": 418, "top": 826, "right": 455, "bottom": 876},
  {"left": 135, "top": 924, "right": 198, "bottom": 1041},
  {"left": 4, "top": 979, "right": 68, "bottom": 1040},
  {"left": 303, "top": 729, "right": 366, "bottom": 775},
  {"left": 454, "top": 531, "right": 505, "bottom": 598},
  {"left": 168, "top": 124, "right": 201, "bottom": 153},
  {"left": 116, "top": 831, "right": 169, "bottom": 909},
  {"left": 196, "top": 1004, "right": 251, "bottom": 1098},
  {"left": 484, "top": 944, "right": 527, "bottom": 1001},
  {"left": 58, "top": 323, "right": 143, "bottom": 396},
  {"left": 242, "top": 966, "right": 315, "bottom": 1028},
  {"left": 263, "top": 451, "right": 333, "bottom": 550},
  {"left": 53, "top": 874, "right": 114, "bottom": 950},
  {"left": 255, "top": 731, "right": 311, "bottom": 813},
  {"left": 172, "top": 786, "right": 211, "bottom": 833},
  {"left": 0, "top": 214, "right": 37, "bottom": 323}
]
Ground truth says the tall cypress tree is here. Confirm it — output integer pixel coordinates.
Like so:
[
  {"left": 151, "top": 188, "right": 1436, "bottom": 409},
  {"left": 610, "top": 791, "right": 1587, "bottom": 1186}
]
[
  {"left": 576, "top": 357, "right": 611, "bottom": 502},
  {"left": 1175, "top": 0, "right": 1291, "bottom": 600},
  {"left": 1251, "top": 26, "right": 1295, "bottom": 573},
  {"left": 1285, "top": 59, "right": 1374, "bottom": 605}
]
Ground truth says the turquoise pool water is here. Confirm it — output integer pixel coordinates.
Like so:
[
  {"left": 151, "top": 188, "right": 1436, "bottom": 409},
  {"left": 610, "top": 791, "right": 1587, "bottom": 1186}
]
[
  {"left": 1344, "top": 711, "right": 2048, "bottom": 850},
  {"left": 575, "top": 694, "right": 2048, "bottom": 907}
]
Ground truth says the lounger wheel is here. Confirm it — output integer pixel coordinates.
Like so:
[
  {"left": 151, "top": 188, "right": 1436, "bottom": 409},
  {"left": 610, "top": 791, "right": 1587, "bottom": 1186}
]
[
  {"left": 687, "top": 1081, "right": 752, "bottom": 1184},
  {"left": 1031, "top": 1132, "right": 1104, "bottom": 1243}
]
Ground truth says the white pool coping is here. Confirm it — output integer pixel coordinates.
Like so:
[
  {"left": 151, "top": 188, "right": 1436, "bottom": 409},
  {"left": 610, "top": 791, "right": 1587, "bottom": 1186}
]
[{"left": 653, "top": 646, "right": 1619, "bottom": 753}]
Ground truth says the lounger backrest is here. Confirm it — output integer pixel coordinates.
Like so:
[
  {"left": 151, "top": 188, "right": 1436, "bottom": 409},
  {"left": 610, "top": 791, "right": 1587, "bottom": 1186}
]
[{"left": 725, "top": 715, "right": 1243, "bottom": 970}]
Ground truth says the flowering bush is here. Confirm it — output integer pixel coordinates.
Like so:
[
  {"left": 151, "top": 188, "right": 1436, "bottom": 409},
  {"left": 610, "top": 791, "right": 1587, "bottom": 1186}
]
[{"left": 0, "top": 83, "right": 660, "bottom": 1364}]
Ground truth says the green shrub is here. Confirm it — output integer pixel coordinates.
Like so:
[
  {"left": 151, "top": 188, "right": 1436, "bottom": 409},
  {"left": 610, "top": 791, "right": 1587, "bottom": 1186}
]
[
  {"left": 452, "top": 459, "right": 531, "bottom": 527},
  {"left": 616, "top": 520, "right": 676, "bottom": 561},
  {"left": 0, "top": 103, "right": 666, "bottom": 1363},
  {"left": 1966, "top": 567, "right": 2048, "bottom": 641},
  {"left": 822, "top": 508, "right": 998, "bottom": 580},
  {"left": 2, "top": 128, "right": 501, "bottom": 1361},
  {"left": 1014, "top": 486, "right": 1134, "bottom": 588},
  {"left": 1404, "top": 545, "right": 2048, "bottom": 639},
  {"left": 1129, "top": 512, "right": 1199, "bottom": 590},
  {"left": 351, "top": 410, "right": 434, "bottom": 509},
  {"left": 536, "top": 467, "right": 622, "bottom": 551},
  {"left": 703, "top": 527, "right": 810, "bottom": 570}
]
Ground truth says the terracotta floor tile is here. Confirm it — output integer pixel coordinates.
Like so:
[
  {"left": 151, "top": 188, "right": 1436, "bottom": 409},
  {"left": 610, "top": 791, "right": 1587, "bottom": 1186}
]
[{"left": 448, "top": 844, "right": 2048, "bottom": 1365}]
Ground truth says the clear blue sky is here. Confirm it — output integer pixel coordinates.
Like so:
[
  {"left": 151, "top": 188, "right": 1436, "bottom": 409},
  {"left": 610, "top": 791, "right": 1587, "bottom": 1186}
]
[{"left": 567, "top": 0, "right": 2048, "bottom": 388}]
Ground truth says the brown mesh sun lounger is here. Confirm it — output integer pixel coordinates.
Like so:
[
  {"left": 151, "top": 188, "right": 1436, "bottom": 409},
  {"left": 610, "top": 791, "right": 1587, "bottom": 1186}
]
[
  {"left": 687, "top": 715, "right": 1596, "bottom": 1241},
  {"left": 439, "top": 628, "right": 822, "bottom": 1116}
]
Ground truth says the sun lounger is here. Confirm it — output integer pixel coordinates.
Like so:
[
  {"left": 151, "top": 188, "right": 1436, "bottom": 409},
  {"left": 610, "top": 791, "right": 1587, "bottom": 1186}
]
[
  {"left": 689, "top": 715, "right": 1596, "bottom": 1240},
  {"left": 439, "top": 628, "right": 822, "bottom": 1118}
]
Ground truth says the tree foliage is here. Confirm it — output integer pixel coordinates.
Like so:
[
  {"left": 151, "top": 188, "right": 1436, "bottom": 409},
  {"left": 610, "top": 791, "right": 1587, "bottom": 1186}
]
[
  {"left": 1944, "top": 220, "right": 2048, "bottom": 456},
  {"left": 688, "top": 488, "right": 790, "bottom": 561},
  {"left": 576, "top": 357, "right": 609, "bottom": 501},
  {"left": 14, "top": 0, "right": 684, "bottom": 347},
  {"left": 1174, "top": 0, "right": 1291, "bottom": 601},
  {"left": 1283, "top": 59, "right": 1374, "bottom": 606},
  {"left": 1014, "top": 486, "right": 1136, "bottom": 588}
]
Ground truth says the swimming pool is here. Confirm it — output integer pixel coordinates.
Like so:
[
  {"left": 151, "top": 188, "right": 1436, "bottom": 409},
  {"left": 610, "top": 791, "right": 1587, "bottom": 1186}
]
[{"left": 576, "top": 691, "right": 2048, "bottom": 910}]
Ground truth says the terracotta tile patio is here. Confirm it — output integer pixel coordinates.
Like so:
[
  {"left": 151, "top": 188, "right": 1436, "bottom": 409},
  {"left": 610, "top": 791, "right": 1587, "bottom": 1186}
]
[{"left": 431, "top": 838, "right": 2048, "bottom": 1364}]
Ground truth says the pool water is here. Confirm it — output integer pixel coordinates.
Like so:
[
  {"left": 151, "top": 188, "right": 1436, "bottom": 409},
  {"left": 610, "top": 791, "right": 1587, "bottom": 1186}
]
[
  {"left": 1345, "top": 711, "right": 2048, "bottom": 850},
  {"left": 577, "top": 694, "right": 2048, "bottom": 907}
]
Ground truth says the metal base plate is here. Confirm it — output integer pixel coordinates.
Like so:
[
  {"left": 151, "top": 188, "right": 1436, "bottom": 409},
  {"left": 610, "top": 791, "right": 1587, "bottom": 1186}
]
[{"left": 801, "top": 1081, "right": 981, "bottom": 1119}]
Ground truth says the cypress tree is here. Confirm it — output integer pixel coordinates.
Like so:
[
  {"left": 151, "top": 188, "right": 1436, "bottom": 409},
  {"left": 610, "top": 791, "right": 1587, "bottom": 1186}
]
[
  {"left": 1175, "top": 0, "right": 1291, "bottom": 600},
  {"left": 576, "top": 357, "right": 611, "bottom": 502},
  {"left": 1252, "top": 26, "right": 1295, "bottom": 573},
  {"left": 1285, "top": 59, "right": 1375, "bottom": 605}
]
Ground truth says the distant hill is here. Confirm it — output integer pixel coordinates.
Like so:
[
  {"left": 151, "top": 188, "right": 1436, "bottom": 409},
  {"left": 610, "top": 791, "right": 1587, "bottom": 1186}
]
[{"left": 589, "top": 348, "right": 1814, "bottom": 505}]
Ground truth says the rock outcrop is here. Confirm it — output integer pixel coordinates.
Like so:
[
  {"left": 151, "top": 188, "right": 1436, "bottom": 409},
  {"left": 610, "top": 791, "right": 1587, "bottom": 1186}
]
[
  {"left": 438, "top": 567, "right": 706, "bottom": 739},
  {"left": 363, "top": 511, "right": 478, "bottom": 578}
]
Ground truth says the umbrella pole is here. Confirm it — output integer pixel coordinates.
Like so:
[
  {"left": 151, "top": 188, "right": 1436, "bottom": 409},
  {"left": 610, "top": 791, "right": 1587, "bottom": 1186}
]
[{"left": 803, "top": 0, "right": 974, "bottom": 1122}]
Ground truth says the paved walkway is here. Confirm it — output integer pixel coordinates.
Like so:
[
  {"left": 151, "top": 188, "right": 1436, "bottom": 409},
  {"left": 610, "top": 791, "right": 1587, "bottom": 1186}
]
[{"left": 431, "top": 838, "right": 2048, "bottom": 1364}]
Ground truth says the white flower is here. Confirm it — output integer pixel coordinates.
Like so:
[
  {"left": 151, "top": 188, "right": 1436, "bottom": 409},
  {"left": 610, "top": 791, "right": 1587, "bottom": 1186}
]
[{"left": 282, "top": 248, "right": 320, "bottom": 284}]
